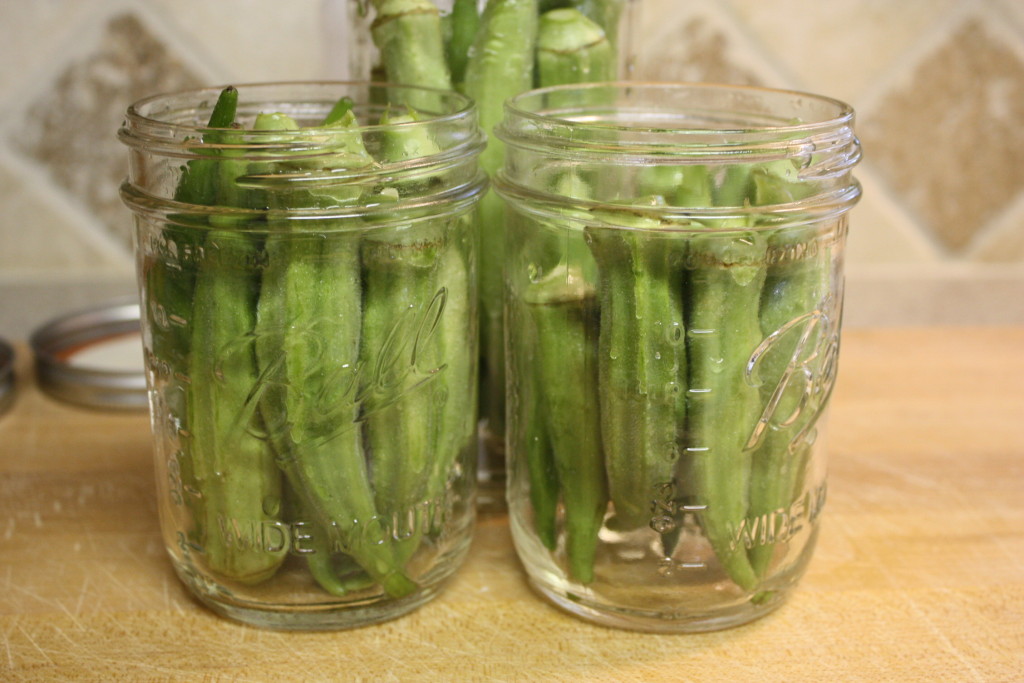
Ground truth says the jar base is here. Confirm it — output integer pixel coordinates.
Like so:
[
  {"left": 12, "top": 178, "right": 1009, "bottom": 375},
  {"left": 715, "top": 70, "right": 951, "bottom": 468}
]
[
  {"left": 176, "top": 562, "right": 451, "bottom": 631},
  {"left": 528, "top": 578, "right": 789, "bottom": 634},
  {"left": 193, "top": 589, "right": 441, "bottom": 631}
]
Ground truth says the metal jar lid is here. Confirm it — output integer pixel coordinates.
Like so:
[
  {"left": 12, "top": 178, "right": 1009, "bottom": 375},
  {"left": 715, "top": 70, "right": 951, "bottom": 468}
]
[
  {"left": 0, "top": 338, "right": 14, "bottom": 416},
  {"left": 30, "top": 299, "right": 148, "bottom": 410}
]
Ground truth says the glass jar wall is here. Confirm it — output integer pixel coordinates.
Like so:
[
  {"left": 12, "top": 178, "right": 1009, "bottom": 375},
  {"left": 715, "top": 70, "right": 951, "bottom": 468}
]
[
  {"left": 495, "top": 82, "right": 860, "bottom": 632},
  {"left": 119, "top": 82, "right": 486, "bottom": 630}
]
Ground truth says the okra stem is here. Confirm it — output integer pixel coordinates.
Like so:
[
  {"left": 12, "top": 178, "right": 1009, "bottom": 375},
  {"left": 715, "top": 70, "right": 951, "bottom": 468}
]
[{"left": 174, "top": 86, "right": 238, "bottom": 206}]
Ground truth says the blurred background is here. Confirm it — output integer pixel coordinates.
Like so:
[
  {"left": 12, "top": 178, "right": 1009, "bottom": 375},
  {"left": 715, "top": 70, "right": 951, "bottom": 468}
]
[{"left": 0, "top": 0, "right": 1022, "bottom": 338}]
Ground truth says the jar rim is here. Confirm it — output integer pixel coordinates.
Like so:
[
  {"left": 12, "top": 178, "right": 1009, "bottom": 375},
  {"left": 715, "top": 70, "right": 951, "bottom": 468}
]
[
  {"left": 496, "top": 81, "right": 860, "bottom": 170},
  {"left": 119, "top": 80, "right": 480, "bottom": 156},
  {"left": 118, "top": 80, "right": 487, "bottom": 221},
  {"left": 495, "top": 81, "right": 861, "bottom": 221},
  {"left": 502, "top": 81, "right": 854, "bottom": 136}
]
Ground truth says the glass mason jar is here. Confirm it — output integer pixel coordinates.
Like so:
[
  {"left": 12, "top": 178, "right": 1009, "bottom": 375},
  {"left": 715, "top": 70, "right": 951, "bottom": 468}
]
[
  {"left": 346, "top": 0, "right": 639, "bottom": 510},
  {"left": 119, "top": 82, "right": 486, "bottom": 630},
  {"left": 495, "top": 82, "right": 861, "bottom": 632}
]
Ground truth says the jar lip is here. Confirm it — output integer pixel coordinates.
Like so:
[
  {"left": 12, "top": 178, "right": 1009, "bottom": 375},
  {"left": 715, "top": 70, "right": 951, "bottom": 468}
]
[
  {"left": 119, "top": 172, "right": 489, "bottom": 231},
  {"left": 497, "top": 81, "right": 861, "bottom": 185},
  {"left": 502, "top": 81, "right": 855, "bottom": 136},
  {"left": 119, "top": 80, "right": 480, "bottom": 154}
]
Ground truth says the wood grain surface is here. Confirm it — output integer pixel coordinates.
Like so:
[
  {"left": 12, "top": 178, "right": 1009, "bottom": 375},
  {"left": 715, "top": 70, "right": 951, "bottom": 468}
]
[{"left": 1, "top": 327, "right": 1022, "bottom": 682}]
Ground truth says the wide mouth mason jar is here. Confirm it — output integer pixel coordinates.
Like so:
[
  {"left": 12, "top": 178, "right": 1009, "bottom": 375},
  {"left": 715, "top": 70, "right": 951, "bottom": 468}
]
[
  {"left": 494, "top": 82, "right": 861, "bottom": 632},
  {"left": 119, "top": 82, "right": 486, "bottom": 630}
]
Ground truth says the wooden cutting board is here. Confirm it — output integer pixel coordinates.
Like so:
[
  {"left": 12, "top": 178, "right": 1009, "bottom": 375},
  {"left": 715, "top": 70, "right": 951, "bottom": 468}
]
[{"left": 2, "top": 327, "right": 1022, "bottom": 682}]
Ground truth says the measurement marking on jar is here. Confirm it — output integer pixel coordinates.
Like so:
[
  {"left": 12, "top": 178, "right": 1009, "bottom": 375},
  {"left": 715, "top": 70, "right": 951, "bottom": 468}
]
[{"left": 658, "top": 558, "right": 707, "bottom": 575}]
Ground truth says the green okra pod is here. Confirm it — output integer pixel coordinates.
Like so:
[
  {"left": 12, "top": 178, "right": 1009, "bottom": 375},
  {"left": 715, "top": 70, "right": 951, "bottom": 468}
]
[
  {"left": 684, "top": 223, "right": 767, "bottom": 592},
  {"left": 522, "top": 262, "right": 606, "bottom": 583},
  {"left": 445, "top": 0, "right": 480, "bottom": 90},
  {"left": 536, "top": 7, "right": 616, "bottom": 88},
  {"left": 566, "top": 0, "right": 625, "bottom": 50},
  {"left": 507, "top": 296, "right": 560, "bottom": 549},
  {"left": 151, "top": 86, "right": 240, "bottom": 371},
  {"left": 464, "top": 0, "right": 540, "bottom": 445},
  {"left": 187, "top": 230, "right": 286, "bottom": 584},
  {"left": 152, "top": 87, "right": 242, "bottom": 555},
  {"left": 252, "top": 110, "right": 415, "bottom": 598},
  {"left": 746, "top": 161, "right": 829, "bottom": 577},
  {"left": 370, "top": 0, "right": 453, "bottom": 110},
  {"left": 358, "top": 232, "right": 446, "bottom": 523},
  {"left": 281, "top": 480, "right": 375, "bottom": 596},
  {"left": 464, "top": 0, "right": 538, "bottom": 176},
  {"left": 586, "top": 206, "right": 687, "bottom": 531},
  {"left": 176, "top": 87, "right": 287, "bottom": 584},
  {"left": 360, "top": 112, "right": 475, "bottom": 550}
]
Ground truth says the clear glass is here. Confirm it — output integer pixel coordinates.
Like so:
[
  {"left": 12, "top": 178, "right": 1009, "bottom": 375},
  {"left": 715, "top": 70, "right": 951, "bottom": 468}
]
[
  {"left": 495, "top": 82, "right": 860, "bottom": 632},
  {"left": 119, "top": 82, "right": 486, "bottom": 630},
  {"left": 346, "top": 0, "right": 640, "bottom": 511}
]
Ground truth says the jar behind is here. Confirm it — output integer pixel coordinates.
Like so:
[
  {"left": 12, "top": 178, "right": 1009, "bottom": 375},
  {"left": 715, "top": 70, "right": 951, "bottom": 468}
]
[
  {"left": 346, "top": 1, "right": 639, "bottom": 511},
  {"left": 119, "top": 82, "right": 486, "bottom": 630},
  {"left": 495, "top": 82, "right": 860, "bottom": 632}
]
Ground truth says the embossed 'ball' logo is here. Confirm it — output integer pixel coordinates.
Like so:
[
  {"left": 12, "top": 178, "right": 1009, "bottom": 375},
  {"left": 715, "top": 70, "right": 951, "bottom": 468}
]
[
  {"left": 744, "top": 304, "right": 840, "bottom": 453},
  {"left": 212, "top": 288, "right": 450, "bottom": 447}
]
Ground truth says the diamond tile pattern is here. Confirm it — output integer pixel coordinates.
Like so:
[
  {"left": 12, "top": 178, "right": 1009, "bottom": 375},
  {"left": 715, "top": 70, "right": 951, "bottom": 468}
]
[
  {"left": 631, "top": 12, "right": 764, "bottom": 86},
  {"left": 0, "top": 0, "right": 1021, "bottom": 326},
  {"left": 859, "top": 18, "right": 1024, "bottom": 253},
  {"left": 10, "top": 13, "right": 202, "bottom": 250}
]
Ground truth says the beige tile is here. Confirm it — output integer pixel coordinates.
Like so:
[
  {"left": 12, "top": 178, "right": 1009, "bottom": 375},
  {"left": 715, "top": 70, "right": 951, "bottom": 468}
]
[
  {"left": 148, "top": 0, "right": 330, "bottom": 82},
  {"left": 0, "top": 0, "right": 98, "bottom": 98},
  {"left": 0, "top": 155, "right": 131, "bottom": 275},
  {"left": 858, "top": 17, "right": 1024, "bottom": 254},
  {"left": 844, "top": 171, "right": 940, "bottom": 267},
  {"left": 628, "top": 1, "right": 783, "bottom": 86},
  {"left": 971, "top": 194, "right": 1024, "bottom": 263},
  {"left": 9, "top": 13, "right": 202, "bottom": 253},
  {"left": 725, "top": 0, "right": 958, "bottom": 104},
  {"left": 844, "top": 265, "right": 1024, "bottom": 326},
  {"left": 995, "top": 0, "right": 1024, "bottom": 29}
]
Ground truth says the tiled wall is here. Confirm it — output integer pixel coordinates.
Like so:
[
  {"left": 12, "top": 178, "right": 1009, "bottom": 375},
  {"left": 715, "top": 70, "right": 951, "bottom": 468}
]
[{"left": 1, "top": 0, "right": 1022, "bottom": 337}]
